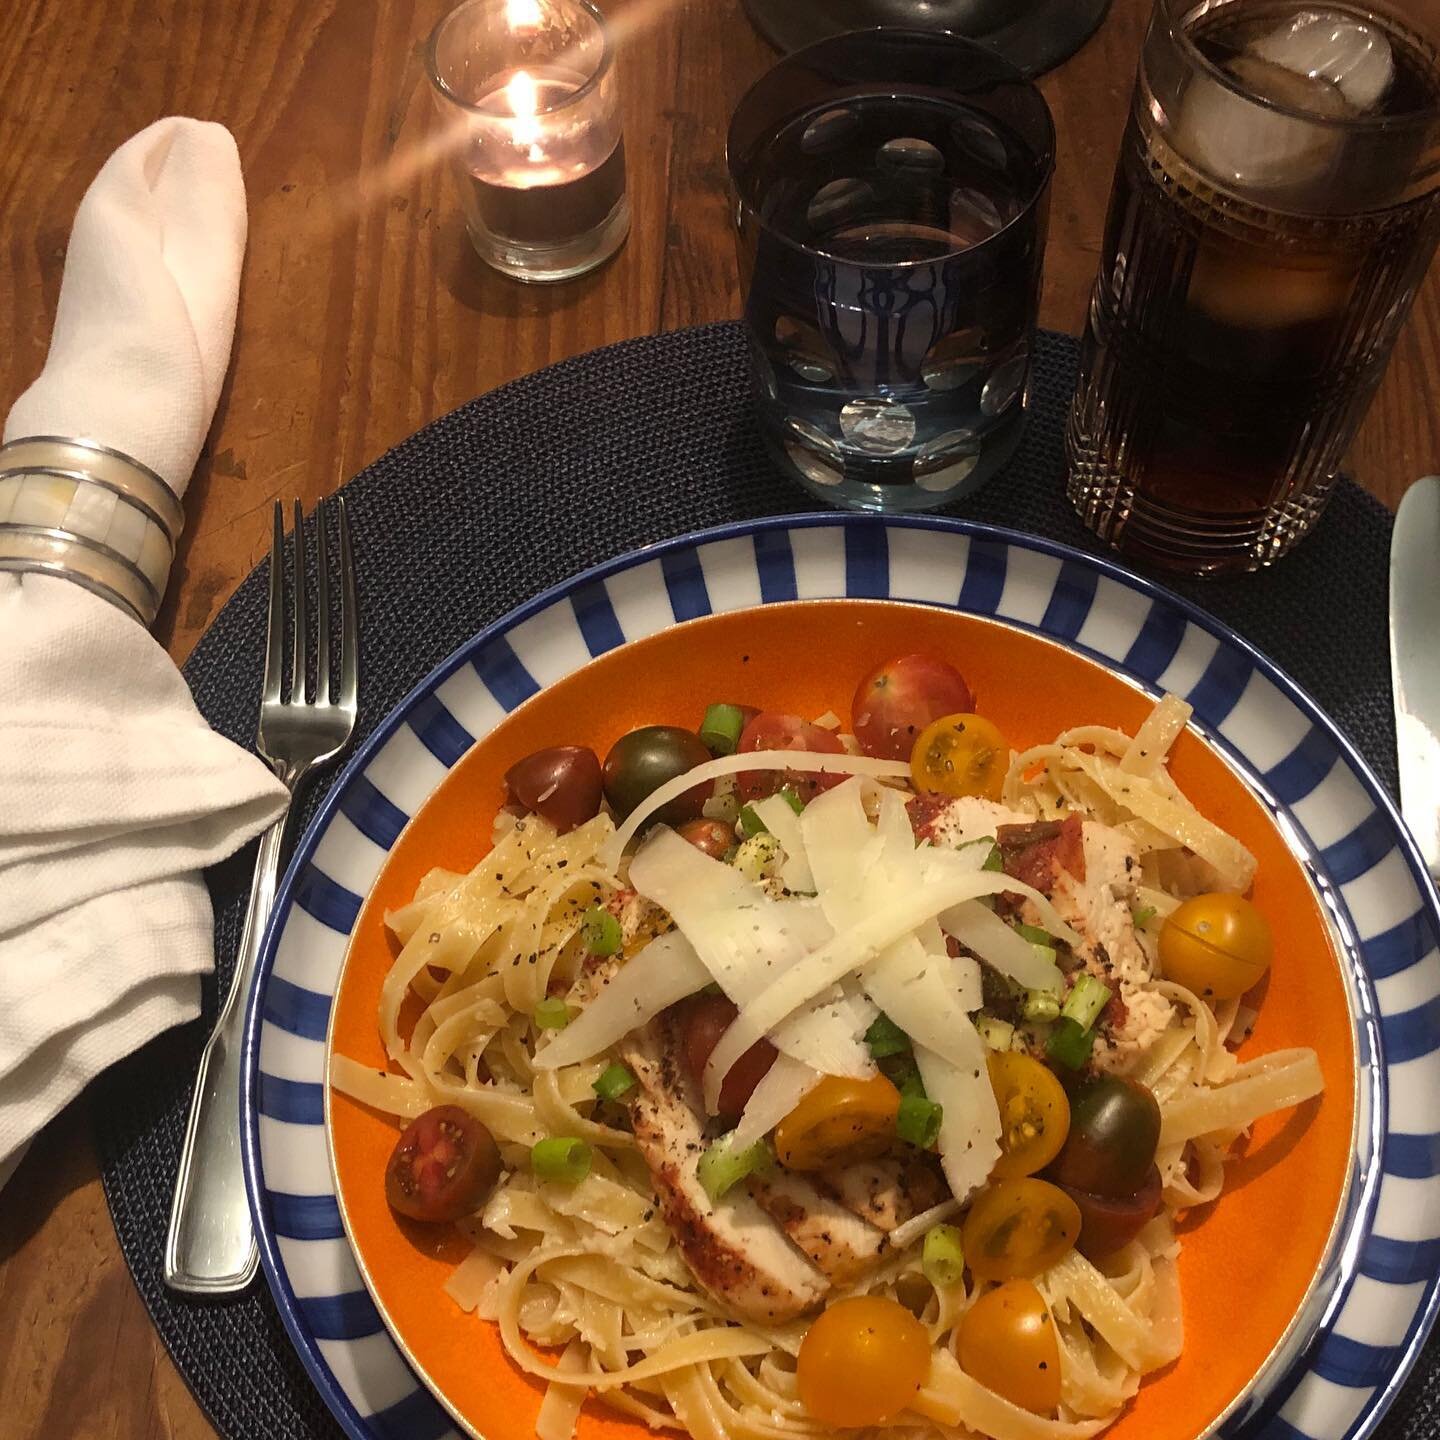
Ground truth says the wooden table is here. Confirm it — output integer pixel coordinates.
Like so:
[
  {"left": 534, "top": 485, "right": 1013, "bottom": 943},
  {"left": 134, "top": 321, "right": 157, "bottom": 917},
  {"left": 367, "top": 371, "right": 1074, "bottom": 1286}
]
[{"left": 1, "top": 0, "right": 1436, "bottom": 1433}]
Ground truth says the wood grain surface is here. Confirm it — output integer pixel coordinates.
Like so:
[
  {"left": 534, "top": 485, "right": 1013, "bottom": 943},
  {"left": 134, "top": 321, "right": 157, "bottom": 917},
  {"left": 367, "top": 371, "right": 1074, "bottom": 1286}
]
[{"left": 0, "top": 1, "right": 1436, "bottom": 1436}]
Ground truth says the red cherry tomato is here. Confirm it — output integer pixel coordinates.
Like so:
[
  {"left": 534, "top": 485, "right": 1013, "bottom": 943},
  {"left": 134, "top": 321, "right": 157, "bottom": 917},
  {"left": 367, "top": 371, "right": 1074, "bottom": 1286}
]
[
  {"left": 384, "top": 1105, "right": 502, "bottom": 1223},
  {"left": 679, "top": 992, "right": 777, "bottom": 1121},
  {"left": 1055, "top": 1166, "right": 1164, "bottom": 1260},
  {"left": 736, "top": 713, "right": 845, "bottom": 802},
  {"left": 503, "top": 746, "right": 603, "bottom": 833},
  {"left": 851, "top": 655, "right": 976, "bottom": 761},
  {"left": 676, "top": 818, "right": 734, "bottom": 859}
]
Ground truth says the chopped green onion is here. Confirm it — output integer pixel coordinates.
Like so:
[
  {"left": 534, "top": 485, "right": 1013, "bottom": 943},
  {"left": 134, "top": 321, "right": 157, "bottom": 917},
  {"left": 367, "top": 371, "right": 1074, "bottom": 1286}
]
[
  {"left": 737, "top": 803, "right": 767, "bottom": 838},
  {"left": 732, "top": 832, "right": 781, "bottom": 882},
  {"left": 722, "top": 845, "right": 739, "bottom": 864},
  {"left": 700, "top": 703, "right": 747, "bottom": 757},
  {"left": 1023, "top": 989, "right": 1062, "bottom": 1022},
  {"left": 779, "top": 786, "right": 805, "bottom": 815},
  {"left": 1062, "top": 974, "right": 1112, "bottom": 1030},
  {"left": 880, "top": 1053, "right": 924, "bottom": 1094},
  {"left": 697, "top": 1134, "right": 771, "bottom": 1200},
  {"left": 982, "top": 844, "right": 1004, "bottom": 873},
  {"left": 1131, "top": 903, "right": 1158, "bottom": 928},
  {"left": 976, "top": 1015, "right": 1015, "bottom": 1051},
  {"left": 531, "top": 1136, "right": 592, "bottom": 1183},
  {"left": 1015, "top": 923, "right": 1052, "bottom": 946},
  {"left": 897, "top": 1092, "right": 943, "bottom": 1149},
  {"left": 865, "top": 1013, "right": 912, "bottom": 1060},
  {"left": 581, "top": 905, "right": 622, "bottom": 956},
  {"left": 922, "top": 1224, "right": 966, "bottom": 1286},
  {"left": 1047, "top": 1016, "right": 1095, "bottom": 1069},
  {"left": 592, "top": 1062, "right": 636, "bottom": 1101},
  {"left": 534, "top": 997, "right": 571, "bottom": 1029}
]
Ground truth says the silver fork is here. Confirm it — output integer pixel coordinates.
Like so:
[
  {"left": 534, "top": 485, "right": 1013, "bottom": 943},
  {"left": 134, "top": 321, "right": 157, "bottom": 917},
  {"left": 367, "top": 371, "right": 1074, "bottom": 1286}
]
[{"left": 164, "top": 496, "right": 359, "bottom": 1294}]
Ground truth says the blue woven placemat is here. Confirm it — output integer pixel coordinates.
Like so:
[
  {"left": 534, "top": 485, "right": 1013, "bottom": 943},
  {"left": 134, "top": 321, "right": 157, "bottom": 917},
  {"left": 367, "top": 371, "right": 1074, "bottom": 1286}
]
[{"left": 95, "top": 322, "right": 1418, "bottom": 1440}]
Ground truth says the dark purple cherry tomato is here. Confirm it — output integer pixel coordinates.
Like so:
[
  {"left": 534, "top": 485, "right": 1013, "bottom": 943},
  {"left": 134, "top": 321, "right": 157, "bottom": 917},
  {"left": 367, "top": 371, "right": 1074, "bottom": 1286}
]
[
  {"left": 385, "top": 1105, "right": 502, "bottom": 1222},
  {"left": 503, "top": 746, "right": 602, "bottom": 834},
  {"left": 1056, "top": 1166, "right": 1163, "bottom": 1259},
  {"left": 1048, "top": 1075, "right": 1161, "bottom": 1199},
  {"left": 603, "top": 726, "right": 713, "bottom": 824},
  {"left": 677, "top": 817, "right": 734, "bottom": 859},
  {"left": 679, "top": 993, "right": 777, "bottom": 1122}
]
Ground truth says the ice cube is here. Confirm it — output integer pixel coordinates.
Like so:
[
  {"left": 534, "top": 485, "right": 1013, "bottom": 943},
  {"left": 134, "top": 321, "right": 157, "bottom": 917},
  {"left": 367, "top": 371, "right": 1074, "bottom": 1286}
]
[{"left": 1251, "top": 11, "right": 1394, "bottom": 112}]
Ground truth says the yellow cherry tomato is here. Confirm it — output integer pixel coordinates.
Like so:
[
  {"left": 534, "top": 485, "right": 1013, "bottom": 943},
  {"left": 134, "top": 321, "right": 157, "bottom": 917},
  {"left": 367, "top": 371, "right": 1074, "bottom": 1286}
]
[
  {"left": 987, "top": 1052, "right": 1071, "bottom": 1180},
  {"left": 962, "top": 1178, "right": 1081, "bottom": 1281},
  {"left": 798, "top": 1296, "right": 931, "bottom": 1426},
  {"left": 775, "top": 1073, "right": 901, "bottom": 1170},
  {"left": 910, "top": 713, "right": 1008, "bottom": 801},
  {"left": 954, "top": 1280, "right": 1062, "bottom": 1415},
  {"left": 1158, "top": 892, "right": 1273, "bottom": 1001}
]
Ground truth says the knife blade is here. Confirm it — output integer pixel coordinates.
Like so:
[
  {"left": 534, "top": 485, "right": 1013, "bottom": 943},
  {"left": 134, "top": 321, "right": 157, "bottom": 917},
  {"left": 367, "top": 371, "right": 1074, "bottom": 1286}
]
[{"left": 1390, "top": 475, "right": 1440, "bottom": 881}]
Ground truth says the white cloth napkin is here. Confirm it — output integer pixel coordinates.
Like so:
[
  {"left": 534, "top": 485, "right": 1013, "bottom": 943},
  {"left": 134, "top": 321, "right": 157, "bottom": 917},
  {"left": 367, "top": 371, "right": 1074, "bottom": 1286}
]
[{"left": 0, "top": 118, "right": 289, "bottom": 1186}]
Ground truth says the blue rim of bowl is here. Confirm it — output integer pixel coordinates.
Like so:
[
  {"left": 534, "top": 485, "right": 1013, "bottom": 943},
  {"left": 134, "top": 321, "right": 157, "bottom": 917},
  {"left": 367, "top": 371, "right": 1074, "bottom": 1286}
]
[{"left": 241, "top": 510, "right": 1440, "bottom": 1440}]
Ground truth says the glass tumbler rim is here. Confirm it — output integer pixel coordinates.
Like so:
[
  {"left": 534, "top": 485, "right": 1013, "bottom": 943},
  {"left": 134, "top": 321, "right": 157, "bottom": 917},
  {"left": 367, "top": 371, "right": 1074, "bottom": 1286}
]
[
  {"left": 425, "top": 0, "right": 614, "bottom": 116},
  {"left": 725, "top": 26, "right": 1056, "bottom": 273},
  {"left": 1156, "top": 0, "right": 1440, "bottom": 132}
]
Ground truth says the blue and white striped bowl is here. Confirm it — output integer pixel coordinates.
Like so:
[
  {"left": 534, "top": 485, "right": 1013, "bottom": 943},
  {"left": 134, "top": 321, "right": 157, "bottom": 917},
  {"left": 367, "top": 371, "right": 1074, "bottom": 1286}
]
[{"left": 241, "top": 515, "right": 1440, "bottom": 1440}]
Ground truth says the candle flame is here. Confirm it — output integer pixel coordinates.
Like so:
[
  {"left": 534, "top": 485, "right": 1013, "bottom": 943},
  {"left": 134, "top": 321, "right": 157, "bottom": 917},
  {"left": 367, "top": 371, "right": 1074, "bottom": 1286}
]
[
  {"left": 506, "top": 0, "right": 544, "bottom": 26},
  {"left": 505, "top": 68, "right": 543, "bottom": 156}
]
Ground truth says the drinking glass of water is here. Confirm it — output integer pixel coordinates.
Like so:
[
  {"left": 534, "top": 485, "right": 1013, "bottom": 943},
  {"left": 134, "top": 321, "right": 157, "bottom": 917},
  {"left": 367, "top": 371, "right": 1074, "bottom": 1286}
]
[
  {"left": 727, "top": 31, "right": 1055, "bottom": 512},
  {"left": 1068, "top": 0, "right": 1440, "bottom": 573}
]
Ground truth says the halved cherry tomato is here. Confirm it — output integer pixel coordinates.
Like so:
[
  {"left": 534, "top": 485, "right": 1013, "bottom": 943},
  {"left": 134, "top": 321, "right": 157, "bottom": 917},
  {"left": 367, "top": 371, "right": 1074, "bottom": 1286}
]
[
  {"left": 679, "top": 993, "right": 776, "bottom": 1122},
  {"left": 603, "top": 726, "right": 713, "bottom": 824},
  {"left": 910, "top": 713, "right": 1008, "bottom": 801},
  {"left": 676, "top": 817, "right": 734, "bottom": 859},
  {"left": 962, "top": 1178, "right": 1081, "bottom": 1280},
  {"left": 954, "top": 1280, "right": 1061, "bottom": 1415},
  {"left": 1048, "top": 1075, "right": 1161, "bottom": 1198},
  {"left": 988, "top": 1052, "right": 1070, "bottom": 1180},
  {"left": 851, "top": 654, "right": 976, "bottom": 761},
  {"left": 1159, "top": 892, "right": 1273, "bottom": 1000},
  {"left": 736, "top": 712, "right": 845, "bottom": 803},
  {"left": 503, "top": 746, "right": 602, "bottom": 833},
  {"left": 385, "top": 1105, "right": 502, "bottom": 1223},
  {"left": 774, "top": 1073, "right": 901, "bottom": 1170},
  {"left": 1056, "top": 1166, "right": 1163, "bottom": 1260},
  {"left": 797, "top": 1296, "right": 931, "bottom": 1425}
]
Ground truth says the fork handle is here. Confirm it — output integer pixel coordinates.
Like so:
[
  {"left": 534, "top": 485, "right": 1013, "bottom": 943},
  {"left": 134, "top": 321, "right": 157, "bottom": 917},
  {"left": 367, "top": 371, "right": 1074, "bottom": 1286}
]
[{"left": 164, "top": 773, "right": 293, "bottom": 1294}]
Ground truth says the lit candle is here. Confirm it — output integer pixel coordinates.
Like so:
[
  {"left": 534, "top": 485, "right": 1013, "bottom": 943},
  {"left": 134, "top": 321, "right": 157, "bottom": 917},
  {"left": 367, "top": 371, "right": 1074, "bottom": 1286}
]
[{"left": 427, "top": 0, "right": 629, "bottom": 282}]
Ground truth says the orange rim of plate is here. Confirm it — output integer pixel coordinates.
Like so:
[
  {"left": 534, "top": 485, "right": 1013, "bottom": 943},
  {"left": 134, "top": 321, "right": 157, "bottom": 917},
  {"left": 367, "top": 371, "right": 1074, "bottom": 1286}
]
[{"left": 325, "top": 599, "right": 1358, "bottom": 1440}]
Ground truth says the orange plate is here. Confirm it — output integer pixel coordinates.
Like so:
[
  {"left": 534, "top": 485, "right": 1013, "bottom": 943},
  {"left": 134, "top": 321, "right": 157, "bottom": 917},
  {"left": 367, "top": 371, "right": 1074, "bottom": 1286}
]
[{"left": 328, "top": 600, "right": 1356, "bottom": 1440}]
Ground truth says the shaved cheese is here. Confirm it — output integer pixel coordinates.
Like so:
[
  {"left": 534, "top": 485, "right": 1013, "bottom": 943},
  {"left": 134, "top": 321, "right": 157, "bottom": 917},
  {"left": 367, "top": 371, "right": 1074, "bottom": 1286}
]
[
  {"left": 533, "top": 931, "right": 710, "bottom": 1070},
  {"left": 915, "top": 1040, "right": 1001, "bottom": 1204},
  {"left": 602, "top": 751, "right": 909, "bottom": 866},
  {"left": 750, "top": 793, "right": 813, "bottom": 892},
  {"left": 730, "top": 1054, "right": 822, "bottom": 1149},
  {"left": 863, "top": 936, "right": 983, "bottom": 1066},
  {"left": 801, "top": 780, "right": 886, "bottom": 931},
  {"left": 941, "top": 900, "right": 1067, "bottom": 994}
]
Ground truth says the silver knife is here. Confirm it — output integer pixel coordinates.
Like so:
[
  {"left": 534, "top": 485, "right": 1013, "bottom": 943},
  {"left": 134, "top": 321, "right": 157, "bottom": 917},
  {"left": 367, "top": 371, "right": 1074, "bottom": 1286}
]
[{"left": 1390, "top": 475, "right": 1440, "bottom": 881}]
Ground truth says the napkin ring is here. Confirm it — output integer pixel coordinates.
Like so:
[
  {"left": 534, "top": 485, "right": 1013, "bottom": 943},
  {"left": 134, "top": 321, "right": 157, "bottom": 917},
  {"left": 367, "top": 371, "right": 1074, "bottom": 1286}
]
[{"left": 0, "top": 436, "right": 184, "bottom": 627}]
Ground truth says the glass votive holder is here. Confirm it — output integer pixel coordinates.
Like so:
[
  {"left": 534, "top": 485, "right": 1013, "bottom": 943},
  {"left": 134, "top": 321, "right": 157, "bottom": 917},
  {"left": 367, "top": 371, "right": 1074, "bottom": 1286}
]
[{"left": 426, "top": 0, "right": 629, "bottom": 283}]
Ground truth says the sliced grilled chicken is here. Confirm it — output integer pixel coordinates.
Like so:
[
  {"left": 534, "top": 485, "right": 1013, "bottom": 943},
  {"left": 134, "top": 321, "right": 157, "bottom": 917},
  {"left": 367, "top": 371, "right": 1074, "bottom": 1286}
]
[
  {"left": 620, "top": 1019, "right": 828, "bottom": 1323},
  {"left": 747, "top": 1169, "right": 888, "bottom": 1285},
  {"left": 814, "top": 1157, "right": 947, "bottom": 1233}
]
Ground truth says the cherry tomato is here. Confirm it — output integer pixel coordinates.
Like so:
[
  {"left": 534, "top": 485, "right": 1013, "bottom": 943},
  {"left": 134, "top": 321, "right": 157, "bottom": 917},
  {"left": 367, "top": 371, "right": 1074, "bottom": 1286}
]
[
  {"left": 954, "top": 1280, "right": 1061, "bottom": 1415},
  {"left": 503, "top": 746, "right": 602, "bottom": 833},
  {"left": 384, "top": 1105, "right": 502, "bottom": 1223},
  {"left": 1159, "top": 892, "right": 1273, "bottom": 1001},
  {"left": 962, "top": 1178, "right": 1081, "bottom": 1281},
  {"left": 852, "top": 654, "right": 976, "bottom": 761},
  {"left": 736, "top": 713, "right": 846, "bottom": 803},
  {"left": 676, "top": 817, "right": 734, "bottom": 859},
  {"left": 602, "top": 726, "right": 713, "bottom": 824},
  {"left": 1056, "top": 1166, "right": 1163, "bottom": 1260},
  {"left": 797, "top": 1296, "right": 931, "bottom": 1425},
  {"left": 774, "top": 1073, "right": 901, "bottom": 1170},
  {"left": 1048, "top": 1075, "right": 1161, "bottom": 1199},
  {"left": 910, "top": 714, "right": 1008, "bottom": 801},
  {"left": 679, "top": 993, "right": 777, "bottom": 1122},
  {"left": 988, "top": 1052, "right": 1070, "bottom": 1180}
]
